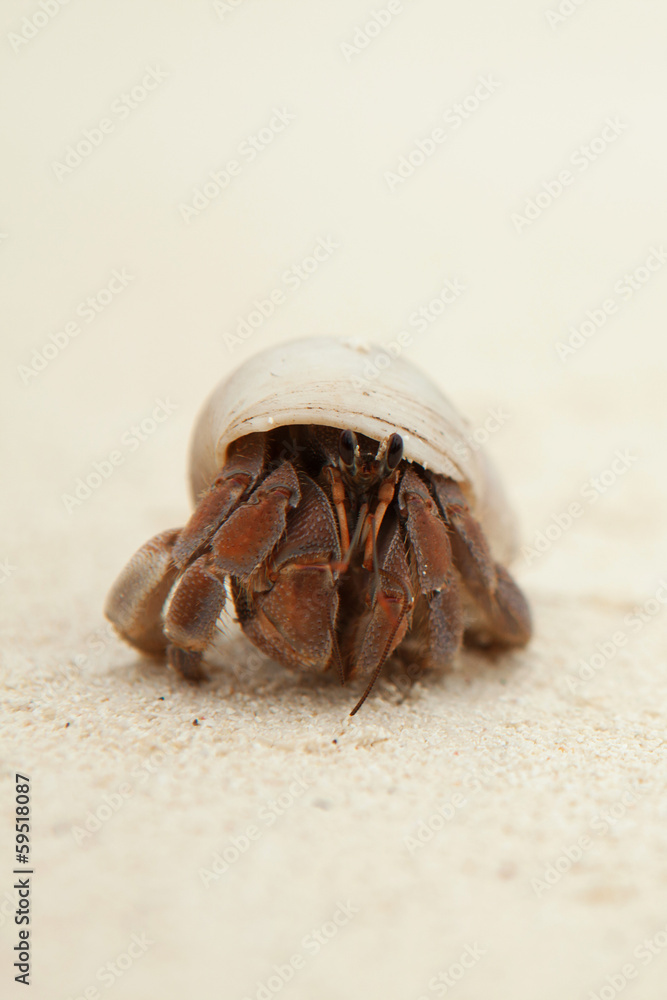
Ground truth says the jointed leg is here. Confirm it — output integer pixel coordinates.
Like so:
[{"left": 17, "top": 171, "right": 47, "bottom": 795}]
[
  {"left": 164, "top": 461, "right": 302, "bottom": 679},
  {"left": 210, "top": 462, "right": 300, "bottom": 579},
  {"left": 173, "top": 434, "right": 266, "bottom": 569},
  {"left": 398, "top": 467, "right": 463, "bottom": 666},
  {"left": 348, "top": 515, "right": 414, "bottom": 714},
  {"left": 105, "top": 438, "right": 297, "bottom": 679},
  {"left": 430, "top": 475, "right": 531, "bottom": 647},
  {"left": 163, "top": 554, "right": 228, "bottom": 681},
  {"left": 105, "top": 528, "right": 181, "bottom": 653}
]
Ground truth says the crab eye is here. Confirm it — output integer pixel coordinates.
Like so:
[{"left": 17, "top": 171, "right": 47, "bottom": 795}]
[
  {"left": 386, "top": 433, "right": 403, "bottom": 470},
  {"left": 339, "top": 429, "right": 357, "bottom": 469}
]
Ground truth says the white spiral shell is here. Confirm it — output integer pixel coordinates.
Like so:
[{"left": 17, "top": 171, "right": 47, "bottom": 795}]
[{"left": 188, "top": 337, "right": 519, "bottom": 565}]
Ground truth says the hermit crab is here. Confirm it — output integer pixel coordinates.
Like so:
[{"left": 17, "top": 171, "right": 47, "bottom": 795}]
[{"left": 105, "top": 337, "right": 531, "bottom": 714}]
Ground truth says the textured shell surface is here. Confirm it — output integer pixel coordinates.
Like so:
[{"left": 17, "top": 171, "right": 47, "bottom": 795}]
[{"left": 188, "top": 337, "right": 519, "bottom": 564}]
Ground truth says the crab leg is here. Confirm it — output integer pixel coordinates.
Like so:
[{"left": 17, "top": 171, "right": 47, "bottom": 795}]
[
  {"left": 398, "top": 467, "right": 464, "bottom": 664},
  {"left": 430, "top": 475, "right": 531, "bottom": 647},
  {"left": 173, "top": 433, "right": 266, "bottom": 569},
  {"left": 162, "top": 554, "right": 228, "bottom": 681},
  {"left": 105, "top": 528, "right": 182, "bottom": 653},
  {"left": 209, "top": 462, "right": 300, "bottom": 578},
  {"left": 105, "top": 434, "right": 267, "bottom": 659},
  {"left": 349, "top": 516, "right": 414, "bottom": 714},
  {"left": 162, "top": 461, "right": 301, "bottom": 680}
]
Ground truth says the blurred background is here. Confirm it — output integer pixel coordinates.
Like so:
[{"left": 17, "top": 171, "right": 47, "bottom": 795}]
[
  {"left": 2, "top": 2, "right": 667, "bottom": 998},
  {"left": 3, "top": 0, "right": 667, "bottom": 607}
]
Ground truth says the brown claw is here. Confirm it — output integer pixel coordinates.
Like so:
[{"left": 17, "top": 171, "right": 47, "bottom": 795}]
[
  {"left": 164, "top": 555, "right": 227, "bottom": 653},
  {"left": 210, "top": 462, "right": 300, "bottom": 579},
  {"left": 233, "top": 476, "right": 341, "bottom": 672},
  {"left": 173, "top": 434, "right": 265, "bottom": 569}
]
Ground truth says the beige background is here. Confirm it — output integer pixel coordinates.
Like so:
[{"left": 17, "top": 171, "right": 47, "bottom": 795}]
[{"left": 2, "top": 1, "right": 667, "bottom": 997}]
